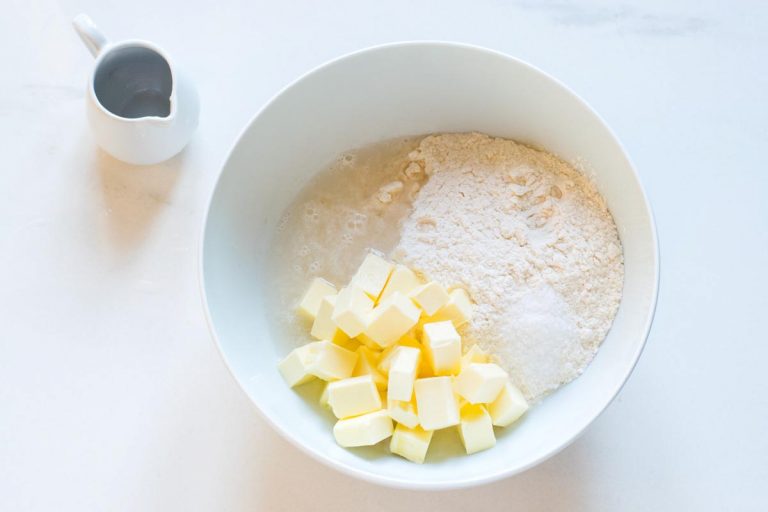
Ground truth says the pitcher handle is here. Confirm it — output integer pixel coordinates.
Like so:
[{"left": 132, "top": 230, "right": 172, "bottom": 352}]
[{"left": 72, "top": 14, "right": 109, "bottom": 57}]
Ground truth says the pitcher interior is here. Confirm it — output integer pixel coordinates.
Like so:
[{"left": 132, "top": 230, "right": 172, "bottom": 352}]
[{"left": 93, "top": 46, "right": 173, "bottom": 119}]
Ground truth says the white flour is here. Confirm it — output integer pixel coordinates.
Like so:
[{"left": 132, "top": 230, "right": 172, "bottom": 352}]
[
  {"left": 268, "top": 137, "right": 423, "bottom": 344},
  {"left": 393, "top": 133, "right": 624, "bottom": 402}
]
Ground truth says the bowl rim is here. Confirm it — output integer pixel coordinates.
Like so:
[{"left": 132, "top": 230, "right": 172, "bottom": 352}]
[{"left": 199, "top": 40, "right": 660, "bottom": 490}]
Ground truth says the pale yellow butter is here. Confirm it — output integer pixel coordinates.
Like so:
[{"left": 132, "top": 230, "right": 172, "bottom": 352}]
[
  {"left": 377, "top": 335, "right": 420, "bottom": 376},
  {"left": 365, "top": 292, "right": 421, "bottom": 348},
  {"left": 378, "top": 264, "right": 421, "bottom": 303},
  {"left": 455, "top": 363, "right": 508, "bottom": 404},
  {"left": 327, "top": 375, "right": 382, "bottom": 419},
  {"left": 352, "top": 346, "right": 387, "bottom": 390},
  {"left": 319, "top": 383, "right": 330, "bottom": 408},
  {"left": 310, "top": 295, "right": 349, "bottom": 344},
  {"left": 282, "top": 260, "right": 520, "bottom": 460},
  {"left": 387, "top": 346, "right": 421, "bottom": 402},
  {"left": 431, "top": 288, "right": 473, "bottom": 328},
  {"left": 388, "top": 397, "right": 419, "bottom": 428},
  {"left": 331, "top": 286, "right": 374, "bottom": 338},
  {"left": 306, "top": 341, "right": 358, "bottom": 381},
  {"left": 461, "top": 345, "right": 490, "bottom": 370},
  {"left": 488, "top": 381, "right": 529, "bottom": 427},
  {"left": 334, "top": 337, "right": 361, "bottom": 352},
  {"left": 422, "top": 321, "right": 462, "bottom": 376},
  {"left": 390, "top": 424, "right": 433, "bottom": 464},
  {"left": 298, "top": 277, "right": 337, "bottom": 318},
  {"left": 277, "top": 343, "right": 317, "bottom": 387},
  {"left": 458, "top": 403, "right": 496, "bottom": 454},
  {"left": 333, "top": 409, "right": 393, "bottom": 447},
  {"left": 349, "top": 253, "right": 394, "bottom": 300},
  {"left": 410, "top": 281, "right": 450, "bottom": 316},
  {"left": 355, "top": 333, "right": 381, "bottom": 351},
  {"left": 414, "top": 376, "right": 460, "bottom": 430}
]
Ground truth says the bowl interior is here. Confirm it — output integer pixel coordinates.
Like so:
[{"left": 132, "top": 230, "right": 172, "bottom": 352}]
[{"left": 202, "top": 43, "right": 658, "bottom": 489}]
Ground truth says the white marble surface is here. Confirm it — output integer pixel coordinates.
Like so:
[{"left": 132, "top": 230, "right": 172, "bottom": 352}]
[{"left": 2, "top": 0, "right": 767, "bottom": 510}]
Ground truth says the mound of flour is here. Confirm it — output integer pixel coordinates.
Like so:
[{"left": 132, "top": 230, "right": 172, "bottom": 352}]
[{"left": 392, "top": 133, "right": 624, "bottom": 402}]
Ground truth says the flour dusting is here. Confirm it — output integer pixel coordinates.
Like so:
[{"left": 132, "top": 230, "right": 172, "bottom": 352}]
[{"left": 393, "top": 133, "right": 624, "bottom": 402}]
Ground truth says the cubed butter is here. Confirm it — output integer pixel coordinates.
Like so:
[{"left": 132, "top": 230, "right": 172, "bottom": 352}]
[
  {"left": 377, "top": 335, "right": 420, "bottom": 375},
  {"left": 333, "top": 409, "right": 393, "bottom": 447},
  {"left": 381, "top": 329, "right": 429, "bottom": 378},
  {"left": 461, "top": 345, "right": 490, "bottom": 370},
  {"left": 331, "top": 286, "right": 374, "bottom": 337},
  {"left": 411, "top": 335, "right": 434, "bottom": 378},
  {"left": 388, "top": 397, "right": 419, "bottom": 428},
  {"left": 355, "top": 333, "right": 381, "bottom": 351},
  {"left": 410, "top": 281, "right": 450, "bottom": 316},
  {"left": 417, "top": 358, "right": 435, "bottom": 378},
  {"left": 379, "top": 264, "right": 421, "bottom": 303},
  {"left": 310, "top": 295, "right": 349, "bottom": 344},
  {"left": 455, "top": 363, "right": 509, "bottom": 404},
  {"left": 298, "top": 277, "right": 337, "bottom": 318},
  {"left": 422, "top": 321, "right": 462, "bottom": 376},
  {"left": 327, "top": 375, "right": 382, "bottom": 419},
  {"left": 414, "top": 377, "right": 460, "bottom": 430},
  {"left": 387, "top": 346, "right": 421, "bottom": 401},
  {"left": 431, "top": 288, "right": 473, "bottom": 328},
  {"left": 319, "top": 383, "right": 330, "bottom": 409},
  {"left": 349, "top": 253, "right": 394, "bottom": 300},
  {"left": 365, "top": 292, "right": 421, "bottom": 348},
  {"left": 334, "top": 337, "right": 361, "bottom": 351},
  {"left": 307, "top": 341, "right": 358, "bottom": 381},
  {"left": 277, "top": 344, "right": 316, "bottom": 387},
  {"left": 378, "top": 388, "right": 388, "bottom": 408},
  {"left": 390, "top": 424, "right": 433, "bottom": 464},
  {"left": 458, "top": 404, "right": 496, "bottom": 454},
  {"left": 488, "top": 381, "right": 529, "bottom": 427},
  {"left": 352, "top": 346, "right": 387, "bottom": 390}
]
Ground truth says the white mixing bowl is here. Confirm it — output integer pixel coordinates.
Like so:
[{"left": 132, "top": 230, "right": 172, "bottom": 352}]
[{"left": 201, "top": 42, "right": 659, "bottom": 489}]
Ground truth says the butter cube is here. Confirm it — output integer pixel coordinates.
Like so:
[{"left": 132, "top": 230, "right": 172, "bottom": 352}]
[
  {"left": 307, "top": 341, "right": 358, "bottom": 381},
  {"left": 458, "top": 404, "right": 496, "bottom": 454},
  {"left": 365, "top": 292, "right": 421, "bottom": 348},
  {"left": 380, "top": 331, "right": 431, "bottom": 377},
  {"left": 414, "top": 377, "right": 460, "bottom": 430},
  {"left": 331, "top": 286, "right": 374, "bottom": 337},
  {"left": 461, "top": 345, "right": 490, "bottom": 370},
  {"left": 379, "top": 264, "right": 421, "bottom": 303},
  {"left": 422, "top": 321, "right": 462, "bottom": 376},
  {"left": 310, "top": 295, "right": 349, "bottom": 344},
  {"left": 488, "top": 381, "right": 529, "bottom": 427},
  {"left": 352, "top": 346, "right": 387, "bottom": 390},
  {"left": 388, "top": 397, "right": 419, "bottom": 428},
  {"left": 377, "top": 335, "right": 420, "bottom": 375},
  {"left": 355, "top": 333, "right": 381, "bottom": 351},
  {"left": 410, "top": 281, "right": 450, "bottom": 316},
  {"left": 390, "top": 424, "right": 433, "bottom": 464},
  {"left": 378, "top": 388, "right": 388, "bottom": 408},
  {"left": 349, "top": 253, "right": 394, "bottom": 300},
  {"left": 417, "top": 358, "right": 435, "bottom": 378},
  {"left": 319, "top": 383, "right": 330, "bottom": 409},
  {"left": 387, "top": 346, "right": 421, "bottom": 402},
  {"left": 298, "top": 277, "right": 337, "bottom": 318},
  {"left": 277, "top": 344, "right": 316, "bottom": 387},
  {"left": 334, "top": 337, "right": 361, "bottom": 351},
  {"left": 333, "top": 409, "right": 393, "bottom": 447},
  {"left": 431, "top": 288, "right": 473, "bottom": 328},
  {"left": 455, "top": 363, "right": 509, "bottom": 404},
  {"left": 327, "top": 375, "right": 382, "bottom": 419}
]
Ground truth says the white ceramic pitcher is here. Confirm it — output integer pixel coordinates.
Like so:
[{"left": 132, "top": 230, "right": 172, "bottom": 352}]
[{"left": 73, "top": 14, "right": 199, "bottom": 165}]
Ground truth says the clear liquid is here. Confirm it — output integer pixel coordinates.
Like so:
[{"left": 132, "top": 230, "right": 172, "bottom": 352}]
[
  {"left": 118, "top": 89, "right": 170, "bottom": 118},
  {"left": 267, "top": 135, "right": 424, "bottom": 343}
]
